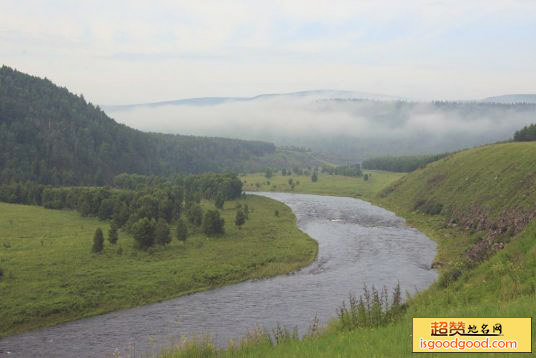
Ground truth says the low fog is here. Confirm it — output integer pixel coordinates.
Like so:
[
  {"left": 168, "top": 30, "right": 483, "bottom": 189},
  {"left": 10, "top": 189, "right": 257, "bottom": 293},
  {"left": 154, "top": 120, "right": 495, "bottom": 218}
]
[{"left": 106, "top": 95, "right": 536, "bottom": 162}]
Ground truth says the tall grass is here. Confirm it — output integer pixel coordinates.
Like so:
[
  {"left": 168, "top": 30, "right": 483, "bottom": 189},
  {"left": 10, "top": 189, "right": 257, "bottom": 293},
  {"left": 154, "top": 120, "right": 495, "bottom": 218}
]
[{"left": 336, "top": 283, "right": 403, "bottom": 330}]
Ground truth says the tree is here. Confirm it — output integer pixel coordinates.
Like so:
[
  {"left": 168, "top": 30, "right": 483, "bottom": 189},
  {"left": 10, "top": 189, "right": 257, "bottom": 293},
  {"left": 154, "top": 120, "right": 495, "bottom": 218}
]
[
  {"left": 159, "top": 198, "right": 174, "bottom": 223},
  {"left": 235, "top": 209, "right": 246, "bottom": 229},
  {"left": 112, "top": 202, "right": 130, "bottom": 227},
  {"left": 187, "top": 204, "right": 203, "bottom": 227},
  {"left": 281, "top": 168, "right": 287, "bottom": 176},
  {"left": 311, "top": 171, "right": 318, "bottom": 182},
  {"left": 108, "top": 221, "right": 118, "bottom": 245},
  {"left": 176, "top": 218, "right": 188, "bottom": 242},
  {"left": 363, "top": 173, "right": 369, "bottom": 181},
  {"left": 92, "top": 227, "right": 104, "bottom": 253},
  {"left": 202, "top": 209, "right": 225, "bottom": 236},
  {"left": 264, "top": 168, "right": 273, "bottom": 179},
  {"left": 132, "top": 217, "right": 155, "bottom": 250},
  {"left": 243, "top": 204, "right": 249, "bottom": 219},
  {"left": 215, "top": 192, "right": 225, "bottom": 210},
  {"left": 155, "top": 218, "right": 171, "bottom": 245},
  {"left": 97, "top": 198, "right": 114, "bottom": 220}
]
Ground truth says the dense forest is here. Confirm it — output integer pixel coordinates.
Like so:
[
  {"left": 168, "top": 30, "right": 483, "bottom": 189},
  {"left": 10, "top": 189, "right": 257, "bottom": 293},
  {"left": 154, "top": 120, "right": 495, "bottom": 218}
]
[
  {"left": 361, "top": 153, "right": 450, "bottom": 172},
  {"left": 513, "top": 123, "right": 536, "bottom": 141},
  {"left": 0, "top": 66, "right": 275, "bottom": 185}
]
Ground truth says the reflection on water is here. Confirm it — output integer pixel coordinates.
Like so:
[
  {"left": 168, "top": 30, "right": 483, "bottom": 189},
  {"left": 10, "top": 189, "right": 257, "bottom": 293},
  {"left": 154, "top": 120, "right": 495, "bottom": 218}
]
[{"left": 0, "top": 192, "right": 437, "bottom": 358}]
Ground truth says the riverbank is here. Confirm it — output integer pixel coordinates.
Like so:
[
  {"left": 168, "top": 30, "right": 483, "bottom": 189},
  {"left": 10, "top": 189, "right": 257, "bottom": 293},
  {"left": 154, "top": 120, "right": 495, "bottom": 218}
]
[
  {"left": 0, "top": 195, "right": 317, "bottom": 337},
  {"left": 161, "top": 143, "right": 536, "bottom": 356}
]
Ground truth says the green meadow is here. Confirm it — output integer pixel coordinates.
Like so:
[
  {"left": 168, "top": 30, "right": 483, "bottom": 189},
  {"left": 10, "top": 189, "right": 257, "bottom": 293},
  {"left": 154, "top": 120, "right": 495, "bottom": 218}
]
[
  {"left": 0, "top": 195, "right": 317, "bottom": 337},
  {"left": 242, "top": 170, "right": 404, "bottom": 198}
]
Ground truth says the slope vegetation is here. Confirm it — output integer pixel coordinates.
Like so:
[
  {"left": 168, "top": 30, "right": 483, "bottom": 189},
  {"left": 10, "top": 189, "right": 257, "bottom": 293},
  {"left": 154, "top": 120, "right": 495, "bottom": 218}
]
[{"left": 0, "top": 66, "right": 276, "bottom": 185}]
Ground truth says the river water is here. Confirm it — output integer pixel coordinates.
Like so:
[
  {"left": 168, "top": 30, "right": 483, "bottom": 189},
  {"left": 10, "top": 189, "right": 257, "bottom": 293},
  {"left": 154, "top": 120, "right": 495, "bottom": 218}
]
[{"left": 0, "top": 192, "right": 437, "bottom": 357}]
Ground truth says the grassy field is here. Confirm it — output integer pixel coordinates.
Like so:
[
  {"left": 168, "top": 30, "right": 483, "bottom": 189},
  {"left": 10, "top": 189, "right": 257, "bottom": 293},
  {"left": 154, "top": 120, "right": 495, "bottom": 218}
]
[
  {"left": 0, "top": 195, "right": 317, "bottom": 337},
  {"left": 163, "top": 142, "right": 536, "bottom": 357},
  {"left": 242, "top": 170, "right": 404, "bottom": 198}
]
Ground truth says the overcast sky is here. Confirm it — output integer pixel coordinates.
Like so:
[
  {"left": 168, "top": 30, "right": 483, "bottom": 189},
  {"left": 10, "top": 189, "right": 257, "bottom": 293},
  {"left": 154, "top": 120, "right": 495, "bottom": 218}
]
[{"left": 2, "top": 0, "right": 535, "bottom": 104}]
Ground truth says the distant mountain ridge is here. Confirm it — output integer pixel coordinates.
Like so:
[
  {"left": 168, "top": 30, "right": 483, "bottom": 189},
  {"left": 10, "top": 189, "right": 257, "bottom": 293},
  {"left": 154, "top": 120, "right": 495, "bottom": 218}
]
[
  {"left": 482, "top": 94, "right": 536, "bottom": 104},
  {"left": 102, "top": 90, "right": 401, "bottom": 112}
]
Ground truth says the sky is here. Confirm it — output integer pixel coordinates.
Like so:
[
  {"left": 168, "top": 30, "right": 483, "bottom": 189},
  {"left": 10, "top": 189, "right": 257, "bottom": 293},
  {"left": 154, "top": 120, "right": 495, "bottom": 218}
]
[{"left": 1, "top": 0, "right": 535, "bottom": 105}]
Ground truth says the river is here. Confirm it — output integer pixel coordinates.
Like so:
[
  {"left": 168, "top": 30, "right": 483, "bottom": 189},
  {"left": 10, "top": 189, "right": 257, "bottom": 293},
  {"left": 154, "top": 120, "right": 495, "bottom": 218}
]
[{"left": 0, "top": 192, "right": 437, "bottom": 357}]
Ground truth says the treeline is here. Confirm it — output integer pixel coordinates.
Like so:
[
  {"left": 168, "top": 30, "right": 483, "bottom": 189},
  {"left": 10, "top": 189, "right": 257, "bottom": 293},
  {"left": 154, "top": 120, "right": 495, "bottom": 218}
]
[
  {"left": 362, "top": 153, "right": 450, "bottom": 172},
  {"left": 322, "top": 164, "right": 363, "bottom": 177},
  {"left": 0, "top": 66, "right": 275, "bottom": 186},
  {"left": 513, "top": 123, "right": 536, "bottom": 141},
  {"left": 0, "top": 173, "right": 242, "bottom": 248}
]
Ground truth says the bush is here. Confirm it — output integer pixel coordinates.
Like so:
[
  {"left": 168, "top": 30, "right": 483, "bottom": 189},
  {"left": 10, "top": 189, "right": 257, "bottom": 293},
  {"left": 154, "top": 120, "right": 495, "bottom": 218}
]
[
  {"left": 202, "top": 210, "right": 225, "bottom": 236},
  {"left": 92, "top": 227, "right": 104, "bottom": 253}
]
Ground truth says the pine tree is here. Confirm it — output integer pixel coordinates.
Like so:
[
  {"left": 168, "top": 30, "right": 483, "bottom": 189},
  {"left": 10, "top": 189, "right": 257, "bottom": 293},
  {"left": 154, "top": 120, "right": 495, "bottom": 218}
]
[
  {"left": 155, "top": 218, "right": 171, "bottom": 246},
  {"left": 176, "top": 218, "right": 188, "bottom": 242},
  {"left": 132, "top": 218, "right": 155, "bottom": 250},
  {"left": 92, "top": 227, "right": 104, "bottom": 253},
  {"left": 215, "top": 192, "right": 225, "bottom": 210},
  {"left": 235, "top": 209, "right": 246, "bottom": 229},
  {"left": 108, "top": 221, "right": 118, "bottom": 245},
  {"left": 243, "top": 204, "right": 249, "bottom": 220}
]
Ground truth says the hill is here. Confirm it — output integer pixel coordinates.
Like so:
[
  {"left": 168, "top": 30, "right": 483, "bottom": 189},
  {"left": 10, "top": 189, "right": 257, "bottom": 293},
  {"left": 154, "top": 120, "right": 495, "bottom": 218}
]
[
  {"left": 482, "top": 94, "right": 536, "bottom": 104},
  {"left": 379, "top": 142, "right": 536, "bottom": 264},
  {"left": 0, "top": 66, "right": 283, "bottom": 185}
]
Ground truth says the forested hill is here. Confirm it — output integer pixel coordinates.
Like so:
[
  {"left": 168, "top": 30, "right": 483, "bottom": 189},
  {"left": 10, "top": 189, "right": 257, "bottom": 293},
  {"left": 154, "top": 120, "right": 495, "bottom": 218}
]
[{"left": 0, "top": 66, "right": 276, "bottom": 185}]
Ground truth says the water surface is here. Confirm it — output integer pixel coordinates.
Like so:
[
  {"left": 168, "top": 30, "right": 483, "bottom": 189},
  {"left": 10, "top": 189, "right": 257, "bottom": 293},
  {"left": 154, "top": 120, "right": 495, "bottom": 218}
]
[{"left": 0, "top": 192, "right": 437, "bottom": 357}]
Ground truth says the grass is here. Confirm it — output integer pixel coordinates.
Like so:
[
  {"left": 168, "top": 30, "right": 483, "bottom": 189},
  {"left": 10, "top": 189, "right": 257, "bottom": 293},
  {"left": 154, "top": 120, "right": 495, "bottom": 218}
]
[
  {"left": 242, "top": 170, "right": 404, "bottom": 198},
  {"left": 162, "top": 142, "right": 536, "bottom": 357},
  {"left": 0, "top": 195, "right": 317, "bottom": 337}
]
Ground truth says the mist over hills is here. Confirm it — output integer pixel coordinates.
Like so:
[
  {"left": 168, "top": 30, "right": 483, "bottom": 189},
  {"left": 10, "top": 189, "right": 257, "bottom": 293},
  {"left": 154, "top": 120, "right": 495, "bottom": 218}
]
[
  {"left": 102, "top": 90, "right": 400, "bottom": 112},
  {"left": 105, "top": 92, "right": 536, "bottom": 163}
]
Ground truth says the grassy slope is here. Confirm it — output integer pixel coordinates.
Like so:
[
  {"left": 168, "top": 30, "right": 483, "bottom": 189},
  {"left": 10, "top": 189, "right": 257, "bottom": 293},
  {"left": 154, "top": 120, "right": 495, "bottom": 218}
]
[
  {"left": 0, "top": 195, "right": 317, "bottom": 337},
  {"left": 163, "top": 142, "right": 536, "bottom": 357},
  {"left": 242, "top": 170, "right": 404, "bottom": 198}
]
